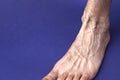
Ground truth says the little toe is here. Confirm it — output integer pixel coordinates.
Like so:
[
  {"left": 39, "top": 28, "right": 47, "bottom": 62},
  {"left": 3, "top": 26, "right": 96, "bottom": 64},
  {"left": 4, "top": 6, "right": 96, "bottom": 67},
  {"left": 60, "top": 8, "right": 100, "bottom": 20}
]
[
  {"left": 57, "top": 72, "right": 68, "bottom": 80},
  {"left": 66, "top": 74, "right": 74, "bottom": 80},
  {"left": 80, "top": 75, "right": 89, "bottom": 80},
  {"left": 42, "top": 70, "right": 58, "bottom": 80}
]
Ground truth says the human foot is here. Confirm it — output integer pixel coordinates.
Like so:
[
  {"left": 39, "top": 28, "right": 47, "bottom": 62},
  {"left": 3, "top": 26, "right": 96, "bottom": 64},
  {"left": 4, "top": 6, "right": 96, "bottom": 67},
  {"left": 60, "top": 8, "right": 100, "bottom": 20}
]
[
  {"left": 43, "top": 0, "right": 111, "bottom": 80},
  {"left": 42, "top": 18, "right": 110, "bottom": 80}
]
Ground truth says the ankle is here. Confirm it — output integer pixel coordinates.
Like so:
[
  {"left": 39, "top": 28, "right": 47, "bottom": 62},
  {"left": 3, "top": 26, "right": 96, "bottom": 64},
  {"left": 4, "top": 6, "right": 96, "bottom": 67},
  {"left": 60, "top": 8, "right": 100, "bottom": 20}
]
[{"left": 81, "top": 15, "right": 110, "bottom": 33}]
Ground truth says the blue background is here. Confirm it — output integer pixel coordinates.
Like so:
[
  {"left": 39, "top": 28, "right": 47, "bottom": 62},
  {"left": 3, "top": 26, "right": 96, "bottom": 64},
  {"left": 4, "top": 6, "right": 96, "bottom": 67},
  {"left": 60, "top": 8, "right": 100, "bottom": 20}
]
[{"left": 0, "top": 0, "right": 120, "bottom": 80}]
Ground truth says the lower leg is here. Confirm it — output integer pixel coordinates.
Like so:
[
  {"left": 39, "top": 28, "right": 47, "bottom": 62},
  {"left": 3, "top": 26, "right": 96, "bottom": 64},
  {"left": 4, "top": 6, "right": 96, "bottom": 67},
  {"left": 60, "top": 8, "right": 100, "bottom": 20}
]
[{"left": 43, "top": 0, "right": 111, "bottom": 80}]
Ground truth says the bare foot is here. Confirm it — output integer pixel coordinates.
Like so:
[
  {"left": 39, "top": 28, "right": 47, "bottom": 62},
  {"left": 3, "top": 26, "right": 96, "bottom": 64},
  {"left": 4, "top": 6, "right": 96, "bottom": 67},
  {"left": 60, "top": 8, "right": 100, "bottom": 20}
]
[{"left": 43, "top": 0, "right": 111, "bottom": 80}]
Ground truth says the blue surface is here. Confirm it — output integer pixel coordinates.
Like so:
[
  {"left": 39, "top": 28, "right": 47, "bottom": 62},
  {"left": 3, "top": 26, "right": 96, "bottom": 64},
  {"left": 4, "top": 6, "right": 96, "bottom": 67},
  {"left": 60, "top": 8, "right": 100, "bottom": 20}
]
[{"left": 0, "top": 0, "right": 120, "bottom": 80}]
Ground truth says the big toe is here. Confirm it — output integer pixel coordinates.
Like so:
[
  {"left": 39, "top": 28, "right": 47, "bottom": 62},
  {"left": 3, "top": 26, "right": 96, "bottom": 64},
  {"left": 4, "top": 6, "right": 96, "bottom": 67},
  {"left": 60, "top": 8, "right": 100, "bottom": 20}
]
[
  {"left": 57, "top": 72, "right": 68, "bottom": 80},
  {"left": 42, "top": 70, "right": 58, "bottom": 80}
]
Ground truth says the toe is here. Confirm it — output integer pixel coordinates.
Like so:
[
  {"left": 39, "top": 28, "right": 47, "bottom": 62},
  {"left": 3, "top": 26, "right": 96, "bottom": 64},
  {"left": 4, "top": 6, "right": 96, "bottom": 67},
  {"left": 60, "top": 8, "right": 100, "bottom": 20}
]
[
  {"left": 66, "top": 74, "right": 74, "bottom": 80},
  {"left": 42, "top": 70, "right": 58, "bottom": 80},
  {"left": 80, "top": 75, "right": 89, "bottom": 80},
  {"left": 73, "top": 73, "right": 82, "bottom": 80},
  {"left": 57, "top": 72, "right": 68, "bottom": 80}
]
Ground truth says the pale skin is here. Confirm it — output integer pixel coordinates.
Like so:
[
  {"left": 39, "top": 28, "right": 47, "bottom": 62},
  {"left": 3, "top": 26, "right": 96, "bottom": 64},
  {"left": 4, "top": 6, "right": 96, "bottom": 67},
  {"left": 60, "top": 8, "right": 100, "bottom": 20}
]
[{"left": 43, "top": 0, "right": 111, "bottom": 80}]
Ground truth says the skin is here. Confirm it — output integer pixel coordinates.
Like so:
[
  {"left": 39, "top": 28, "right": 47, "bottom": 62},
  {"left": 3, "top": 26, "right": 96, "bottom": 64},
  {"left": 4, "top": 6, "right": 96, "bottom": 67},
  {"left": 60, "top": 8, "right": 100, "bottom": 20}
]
[{"left": 43, "top": 0, "right": 111, "bottom": 80}]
